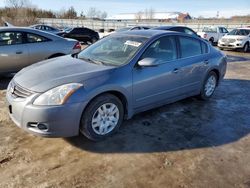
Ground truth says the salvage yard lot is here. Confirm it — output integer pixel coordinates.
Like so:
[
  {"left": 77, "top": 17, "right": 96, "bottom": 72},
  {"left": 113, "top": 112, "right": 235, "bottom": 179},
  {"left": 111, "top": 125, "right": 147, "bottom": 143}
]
[{"left": 0, "top": 50, "right": 250, "bottom": 188}]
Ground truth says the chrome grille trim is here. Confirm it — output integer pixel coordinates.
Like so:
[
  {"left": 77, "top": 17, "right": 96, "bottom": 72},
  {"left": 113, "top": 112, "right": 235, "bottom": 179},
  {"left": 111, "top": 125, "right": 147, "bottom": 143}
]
[{"left": 9, "top": 81, "right": 34, "bottom": 98}]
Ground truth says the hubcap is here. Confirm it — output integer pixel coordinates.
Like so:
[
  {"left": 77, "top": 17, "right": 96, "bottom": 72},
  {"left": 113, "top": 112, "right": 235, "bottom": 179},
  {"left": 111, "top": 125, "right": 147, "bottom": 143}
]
[
  {"left": 91, "top": 103, "right": 119, "bottom": 135},
  {"left": 204, "top": 75, "right": 216, "bottom": 97}
]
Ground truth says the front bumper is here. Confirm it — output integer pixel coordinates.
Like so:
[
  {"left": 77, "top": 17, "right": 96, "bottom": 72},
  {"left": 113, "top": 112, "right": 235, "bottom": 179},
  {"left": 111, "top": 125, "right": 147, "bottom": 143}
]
[
  {"left": 6, "top": 90, "right": 87, "bottom": 137},
  {"left": 218, "top": 41, "right": 244, "bottom": 49}
]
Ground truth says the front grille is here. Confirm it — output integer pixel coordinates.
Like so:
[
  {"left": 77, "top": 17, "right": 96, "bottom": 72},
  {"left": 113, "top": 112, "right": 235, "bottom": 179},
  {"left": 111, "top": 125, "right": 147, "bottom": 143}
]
[
  {"left": 9, "top": 81, "right": 34, "bottom": 98},
  {"left": 221, "top": 38, "right": 236, "bottom": 43}
]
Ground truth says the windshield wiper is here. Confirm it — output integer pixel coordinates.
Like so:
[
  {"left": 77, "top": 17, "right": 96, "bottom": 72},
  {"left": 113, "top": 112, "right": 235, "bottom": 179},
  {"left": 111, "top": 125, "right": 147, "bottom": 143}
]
[{"left": 79, "top": 57, "right": 101, "bottom": 65}]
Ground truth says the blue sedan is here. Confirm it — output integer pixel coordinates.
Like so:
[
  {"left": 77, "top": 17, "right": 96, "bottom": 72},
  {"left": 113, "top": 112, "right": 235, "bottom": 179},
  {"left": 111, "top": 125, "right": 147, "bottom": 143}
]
[{"left": 6, "top": 30, "right": 227, "bottom": 141}]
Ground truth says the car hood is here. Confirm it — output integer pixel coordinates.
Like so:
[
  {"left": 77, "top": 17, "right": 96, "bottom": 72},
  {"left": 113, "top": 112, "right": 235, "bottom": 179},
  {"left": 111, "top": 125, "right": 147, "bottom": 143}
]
[
  {"left": 14, "top": 55, "right": 114, "bottom": 92},
  {"left": 222, "top": 35, "right": 247, "bottom": 40}
]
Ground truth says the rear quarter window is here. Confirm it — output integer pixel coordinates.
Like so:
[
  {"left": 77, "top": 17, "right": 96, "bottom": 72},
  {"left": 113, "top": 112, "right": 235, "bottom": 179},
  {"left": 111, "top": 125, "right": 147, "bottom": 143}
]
[
  {"left": 179, "top": 36, "right": 202, "bottom": 58},
  {"left": 201, "top": 41, "right": 209, "bottom": 54}
]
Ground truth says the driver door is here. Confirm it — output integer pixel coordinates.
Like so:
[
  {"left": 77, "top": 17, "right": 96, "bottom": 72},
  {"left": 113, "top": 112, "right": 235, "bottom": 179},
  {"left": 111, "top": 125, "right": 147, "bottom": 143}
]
[{"left": 132, "top": 36, "right": 183, "bottom": 109}]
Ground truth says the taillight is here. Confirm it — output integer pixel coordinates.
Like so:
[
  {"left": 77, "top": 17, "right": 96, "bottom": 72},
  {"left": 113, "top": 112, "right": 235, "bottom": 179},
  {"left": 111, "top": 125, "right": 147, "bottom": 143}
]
[
  {"left": 73, "top": 42, "right": 81, "bottom": 50},
  {"left": 203, "top": 34, "right": 207, "bottom": 38}
]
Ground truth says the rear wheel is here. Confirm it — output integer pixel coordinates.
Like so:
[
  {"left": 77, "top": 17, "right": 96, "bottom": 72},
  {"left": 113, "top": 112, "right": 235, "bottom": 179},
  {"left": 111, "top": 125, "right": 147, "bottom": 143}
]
[
  {"left": 80, "top": 94, "right": 124, "bottom": 141},
  {"left": 91, "top": 37, "right": 98, "bottom": 43},
  {"left": 199, "top": 71, "right": 218, "bottom": 100}
]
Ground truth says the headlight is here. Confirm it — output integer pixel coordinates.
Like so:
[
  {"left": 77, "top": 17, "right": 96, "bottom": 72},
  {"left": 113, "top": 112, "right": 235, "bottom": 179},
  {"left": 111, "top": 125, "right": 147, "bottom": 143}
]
[
  {"left": 33, "top": 83, "right": 83, "bottom": 106},
  {"left": 236, "top": 39, "right": 243, "bottom": 41}
]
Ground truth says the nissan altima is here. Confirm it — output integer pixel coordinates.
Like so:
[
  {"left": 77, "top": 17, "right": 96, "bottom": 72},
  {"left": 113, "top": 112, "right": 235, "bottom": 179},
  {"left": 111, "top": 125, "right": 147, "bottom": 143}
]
[{"left": 6, "top": 30, "right": 227, "bottom": 141}]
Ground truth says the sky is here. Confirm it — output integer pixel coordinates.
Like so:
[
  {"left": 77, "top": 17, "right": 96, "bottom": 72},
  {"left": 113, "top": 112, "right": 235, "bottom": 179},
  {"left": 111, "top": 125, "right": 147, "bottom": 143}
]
[{"left": 0, "top": 0, "right": 249, "bottom": 18}]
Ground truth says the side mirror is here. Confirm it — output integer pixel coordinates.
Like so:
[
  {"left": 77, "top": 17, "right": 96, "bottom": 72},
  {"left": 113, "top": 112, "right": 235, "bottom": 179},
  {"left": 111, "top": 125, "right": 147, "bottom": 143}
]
[{"left": 138, "top": 58, "right": 162, "bottom": 67}]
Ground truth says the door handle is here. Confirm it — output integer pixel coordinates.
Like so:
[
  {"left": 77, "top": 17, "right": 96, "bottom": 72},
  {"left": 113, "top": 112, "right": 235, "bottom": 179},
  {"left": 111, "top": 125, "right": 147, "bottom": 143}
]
[
  {"left": 172, "top": 68, "right": 179, "bottom": 74},
  {"left": 16, "top": 51, "right": 23, "bottom": 54},
  {"left": 204, "top": 60, "right": 209, "bottom": 65}
]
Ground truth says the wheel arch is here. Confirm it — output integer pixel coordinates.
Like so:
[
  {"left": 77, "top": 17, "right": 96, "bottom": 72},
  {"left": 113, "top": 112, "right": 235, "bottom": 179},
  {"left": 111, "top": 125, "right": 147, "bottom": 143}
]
[
  {"left": 209, "top": 68, "right": 220, "bottom": 86},
  {"left": 82, "top": 90, "right": 130, "bottom": 120}
]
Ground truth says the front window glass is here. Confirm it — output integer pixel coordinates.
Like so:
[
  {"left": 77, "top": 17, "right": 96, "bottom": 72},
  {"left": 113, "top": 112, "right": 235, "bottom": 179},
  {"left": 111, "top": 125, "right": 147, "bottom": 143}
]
[
  {"left": 0, "top": 32, "right": 23, "bottom": 46},
  {"left": 141, "top": 36, "right": 177, "bottom": 62},
  {"left": 78, "top": 35, "right": 148, "bottom": 66}
]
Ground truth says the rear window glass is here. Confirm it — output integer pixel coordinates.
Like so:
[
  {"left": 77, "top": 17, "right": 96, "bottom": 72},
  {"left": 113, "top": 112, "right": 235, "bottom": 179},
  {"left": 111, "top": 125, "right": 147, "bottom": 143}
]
[{"left": 179, "top": 36, "right": 202, "bottom": 58}]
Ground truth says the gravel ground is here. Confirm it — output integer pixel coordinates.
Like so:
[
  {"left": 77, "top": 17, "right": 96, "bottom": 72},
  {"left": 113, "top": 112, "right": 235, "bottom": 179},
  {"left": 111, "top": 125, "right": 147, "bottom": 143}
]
[{"left": 0, "top": 50, "right": 250, "bottom": 188}]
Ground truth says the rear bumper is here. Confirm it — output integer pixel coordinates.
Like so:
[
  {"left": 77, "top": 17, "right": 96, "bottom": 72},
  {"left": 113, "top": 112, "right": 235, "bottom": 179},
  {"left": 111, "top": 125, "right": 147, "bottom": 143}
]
[{"left": 6, "top": 91, "right": 87, "bottom": 137}]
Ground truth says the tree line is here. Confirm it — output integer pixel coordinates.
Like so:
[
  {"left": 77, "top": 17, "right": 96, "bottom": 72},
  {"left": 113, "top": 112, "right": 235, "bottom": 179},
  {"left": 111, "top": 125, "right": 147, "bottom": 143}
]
[{"left": 0, "top": 0, "right": 108, "bottom": 26}]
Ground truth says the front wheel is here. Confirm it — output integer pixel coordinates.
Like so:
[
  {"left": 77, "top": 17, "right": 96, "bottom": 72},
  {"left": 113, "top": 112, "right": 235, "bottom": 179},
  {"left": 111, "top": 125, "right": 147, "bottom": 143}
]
[
  {"left": 199, "top": 71, "right": 218, "bottom": 100},
  {"left": 80, "top": 94, "right": 124, "bottom": 141},
  {"left": 242, "top": 43, "right": 249, "bottom": 53}
]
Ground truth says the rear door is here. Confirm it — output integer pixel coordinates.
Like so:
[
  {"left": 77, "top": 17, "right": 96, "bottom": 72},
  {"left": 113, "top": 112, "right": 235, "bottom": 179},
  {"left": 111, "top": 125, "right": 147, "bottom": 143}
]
[
  {"left": 0, "top": 31, "right": 29, "bottom": 73},
  {"left": 132, "top": 36, "right": 183, "bottom": 109},
  {"left": 24, "top": 32, "right": 54, "bottom": 65},
  {"left": 176, "top": 36, "right": 209, "bottom": 94}
]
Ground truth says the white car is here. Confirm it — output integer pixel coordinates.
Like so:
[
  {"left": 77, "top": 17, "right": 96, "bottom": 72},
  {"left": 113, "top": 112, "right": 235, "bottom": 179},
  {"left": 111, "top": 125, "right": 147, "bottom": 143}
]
[
  {"left": 198, "top": 26, "right": 228, "bottom": 45},
  {"left": 218, "top": 28, "right": 250, "bottom": 53}
]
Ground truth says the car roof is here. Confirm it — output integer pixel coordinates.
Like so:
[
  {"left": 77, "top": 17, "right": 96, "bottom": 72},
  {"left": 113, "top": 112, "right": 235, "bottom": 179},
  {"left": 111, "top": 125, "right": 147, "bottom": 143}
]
[
  {"left": 0, "top": 27, "right": 64, "bottom": 40},
  {"left": 113, "top": 29, "right": 179, "bottom": 38},
  {"left": 153, "top": 25, "right": 189, "bottom": 30}
]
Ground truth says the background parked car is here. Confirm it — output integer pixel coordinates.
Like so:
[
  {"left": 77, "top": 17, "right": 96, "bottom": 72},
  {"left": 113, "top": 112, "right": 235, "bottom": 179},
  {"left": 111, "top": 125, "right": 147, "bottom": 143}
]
[
  {"left": 198, "top": 26, "right": 228, "bottom": 45},
  {"left": 218, "top": 28, "right": 250, "bottom": 52},
  {"left": 59, "top": 27, "right": 99, "bottom": 44},
  {"left": 115, "top": 26, "right": 151, "bottom": 33},
  {"left": 152, "top": 26, "right": 198, "bottom": 37},
  {"left": 0, "top": 27, "right": 81, "bottom": 74},
  {"left": 30, "top": 24, "right": 64, "bottom": 35}
]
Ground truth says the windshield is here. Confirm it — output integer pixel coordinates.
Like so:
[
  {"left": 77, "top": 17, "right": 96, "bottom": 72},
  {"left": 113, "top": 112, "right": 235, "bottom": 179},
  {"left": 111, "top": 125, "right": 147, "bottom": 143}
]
[
  {"left": 202, "top": 27, "right": 217, "bottom": 33},
  {"left": 78, "top": 35, "right": 148, "bottom": 66},
  {"left": 228, "top": 29, "right": 250, "bottom": 36}
]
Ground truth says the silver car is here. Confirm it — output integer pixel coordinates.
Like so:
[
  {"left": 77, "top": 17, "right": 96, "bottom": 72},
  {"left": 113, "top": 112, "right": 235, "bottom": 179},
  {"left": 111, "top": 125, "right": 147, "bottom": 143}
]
[
  {"left": 0, "top": 27, "right": 81, "bottom": 74},
  {"left": 6, "top": 30, "right": 227, "bottom": 141}
]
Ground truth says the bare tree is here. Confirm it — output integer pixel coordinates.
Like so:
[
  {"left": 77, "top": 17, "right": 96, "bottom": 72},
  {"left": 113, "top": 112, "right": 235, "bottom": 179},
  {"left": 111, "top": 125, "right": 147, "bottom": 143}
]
[
  {"left": 148, "top": 8, "right": 155, "bottom": 20},
  {"left": 87, "top": 7, "right": 97, "bottom": 18},
  {"left": 135, "top": 11, "right": 143, "bottom": 21},
  {"left": 100, "top": 11, "right": 107, "bottom": 19},
  {"left": 5, "top": 0, "right": 31, "bottom": 9},
  {"left": 144, "top": 8, "right": 148, "bottom": 19},
  {"left": 87, "top": 7, "right": 107, "bottom": 19}
]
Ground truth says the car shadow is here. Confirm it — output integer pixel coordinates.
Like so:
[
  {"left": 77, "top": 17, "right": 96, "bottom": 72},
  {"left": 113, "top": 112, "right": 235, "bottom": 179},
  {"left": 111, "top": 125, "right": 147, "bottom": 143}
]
[
  {"left": 227, "top": 55, "right": 250, "bottom": 63},
  {"left": 65, "top": 79, "right": 250, "bottom": 153}
]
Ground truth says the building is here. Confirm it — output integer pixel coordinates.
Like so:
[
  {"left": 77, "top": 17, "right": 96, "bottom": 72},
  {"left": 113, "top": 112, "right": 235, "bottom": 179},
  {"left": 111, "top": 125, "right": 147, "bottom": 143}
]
[{"left": 106, "top": 12, "right": 192, "bottom": 21}]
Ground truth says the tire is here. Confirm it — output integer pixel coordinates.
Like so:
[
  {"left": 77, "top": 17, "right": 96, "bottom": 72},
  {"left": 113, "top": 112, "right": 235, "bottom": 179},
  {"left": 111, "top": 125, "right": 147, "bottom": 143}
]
[
  {"left": 80, "top": 94, "right": 124, "bottom": 141},
  {"left": 91, "top": 37, "right": 98, "bottom": 44},
  {"left": 209, "top": 38, "right": 214, "bottom": 46},
  {"left": 199, "top": 71, "right": 218, "bottom": 100},
  {"left": 242, "top": 42, "right": 249, "bottom": 53}
]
